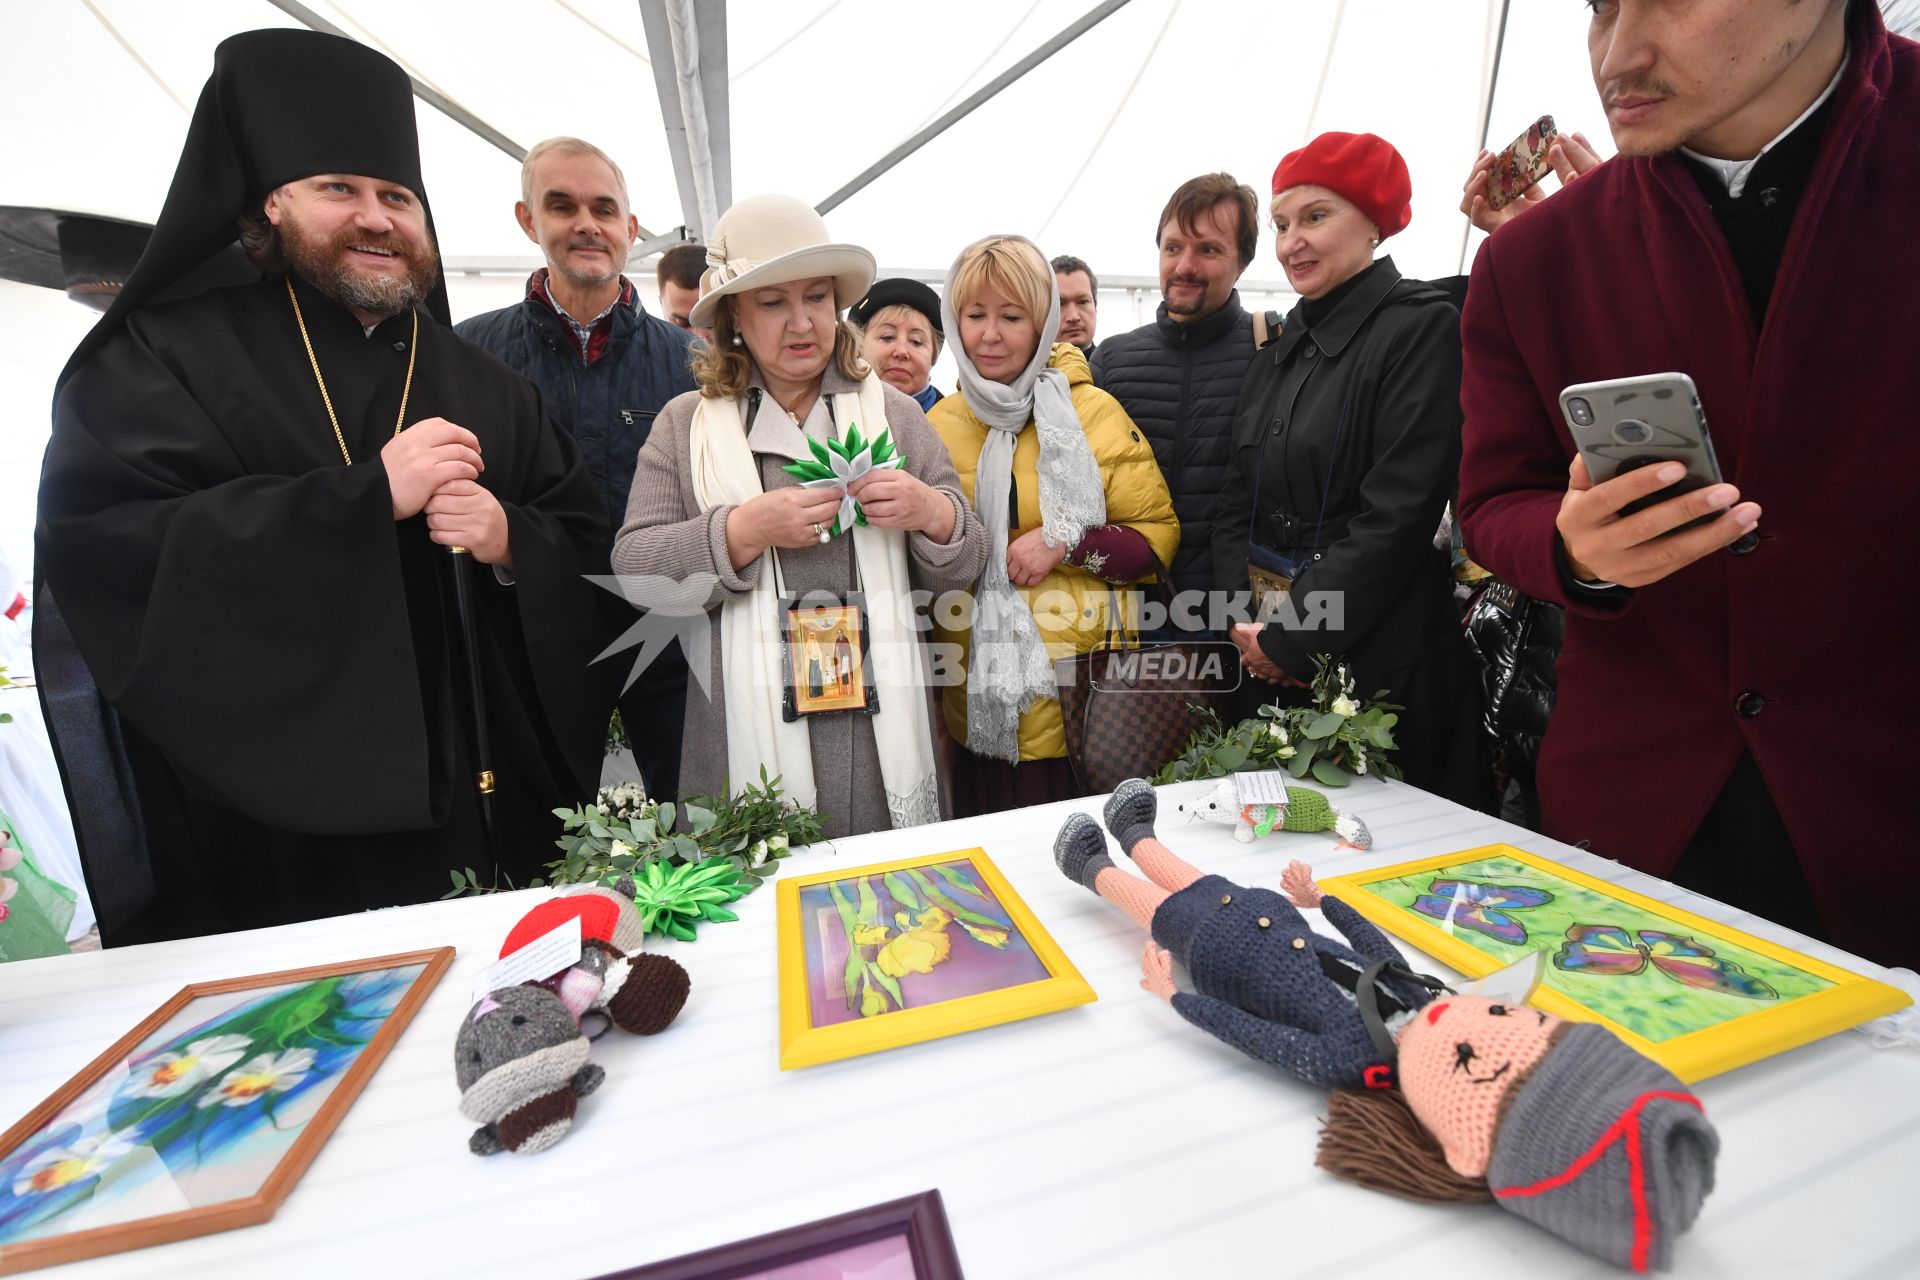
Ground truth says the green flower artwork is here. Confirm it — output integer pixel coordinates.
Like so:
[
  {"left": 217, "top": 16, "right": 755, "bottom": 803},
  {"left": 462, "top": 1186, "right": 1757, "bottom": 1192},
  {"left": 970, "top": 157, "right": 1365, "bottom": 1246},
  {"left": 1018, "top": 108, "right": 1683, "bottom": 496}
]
[{"left": 780, "top": 422, "right": 904, "bottom": 536}]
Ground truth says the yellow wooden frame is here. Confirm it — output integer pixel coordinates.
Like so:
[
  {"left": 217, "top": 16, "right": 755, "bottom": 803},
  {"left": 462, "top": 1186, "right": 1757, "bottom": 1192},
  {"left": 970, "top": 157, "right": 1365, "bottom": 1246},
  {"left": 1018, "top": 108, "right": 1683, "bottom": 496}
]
[
  {"left": 777, "top": 849, "right": 1094, "bottom": 1069},
  {"left": 1320, "top": 844, "right": 1910, "bottom": 1082}
]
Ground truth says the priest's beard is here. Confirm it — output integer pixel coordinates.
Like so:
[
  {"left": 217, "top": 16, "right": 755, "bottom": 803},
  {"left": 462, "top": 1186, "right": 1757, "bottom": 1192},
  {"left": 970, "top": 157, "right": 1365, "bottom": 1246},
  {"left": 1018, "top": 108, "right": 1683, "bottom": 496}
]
[{"left": 278, "top": 215, "right": 440, "bottom": 319}]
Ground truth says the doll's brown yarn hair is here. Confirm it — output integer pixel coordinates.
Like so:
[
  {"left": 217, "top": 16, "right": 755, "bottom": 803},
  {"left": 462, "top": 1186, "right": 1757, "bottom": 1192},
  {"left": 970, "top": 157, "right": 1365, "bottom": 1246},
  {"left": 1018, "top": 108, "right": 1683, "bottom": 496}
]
[{"left": 1316, "top": 1088, "right": 1492, "bottom": 1204}]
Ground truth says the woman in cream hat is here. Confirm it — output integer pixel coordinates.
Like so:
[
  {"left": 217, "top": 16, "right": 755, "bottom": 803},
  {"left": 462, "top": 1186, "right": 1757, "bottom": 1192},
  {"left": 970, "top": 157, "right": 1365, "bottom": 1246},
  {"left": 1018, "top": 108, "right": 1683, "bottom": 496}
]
[{"left": 613, "top": 195, "right": 986, "bottom": 835}]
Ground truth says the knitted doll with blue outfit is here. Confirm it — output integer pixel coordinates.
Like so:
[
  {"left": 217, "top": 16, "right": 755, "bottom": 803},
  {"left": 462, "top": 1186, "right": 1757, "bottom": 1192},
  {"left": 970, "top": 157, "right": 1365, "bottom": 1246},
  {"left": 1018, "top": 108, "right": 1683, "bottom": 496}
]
[
  {"left": 1056, "top": 779, "right": 1720, "bottom": 1272},
  {"left": 1057, "top": 780, "right": 1429, "bottom": 1087}
]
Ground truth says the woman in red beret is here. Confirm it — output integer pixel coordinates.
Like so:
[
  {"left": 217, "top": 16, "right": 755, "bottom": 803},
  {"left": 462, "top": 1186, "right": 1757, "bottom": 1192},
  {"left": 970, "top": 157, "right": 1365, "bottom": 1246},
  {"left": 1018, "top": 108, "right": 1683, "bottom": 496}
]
[{"left": 1213, "top": 132, "right": 1484, "bottom": 807}]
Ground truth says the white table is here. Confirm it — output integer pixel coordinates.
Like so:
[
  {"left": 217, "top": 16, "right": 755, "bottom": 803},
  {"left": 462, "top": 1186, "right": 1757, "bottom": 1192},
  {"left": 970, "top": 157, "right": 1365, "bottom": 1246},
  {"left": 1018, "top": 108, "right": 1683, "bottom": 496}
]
[{"left": 1, "top": 778, "right": 1915, "bottom": 1279}]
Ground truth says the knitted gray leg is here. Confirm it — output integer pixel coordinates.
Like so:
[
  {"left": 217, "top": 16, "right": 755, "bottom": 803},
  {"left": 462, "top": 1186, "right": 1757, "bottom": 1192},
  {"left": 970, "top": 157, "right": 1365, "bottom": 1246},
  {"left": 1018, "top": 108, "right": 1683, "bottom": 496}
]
[
  {"left": 1054, "top": 813, "right": 1115, "bottom": 891},
  {"left": 1103, "top": 779, "right": 1159, "bottom": 855}
]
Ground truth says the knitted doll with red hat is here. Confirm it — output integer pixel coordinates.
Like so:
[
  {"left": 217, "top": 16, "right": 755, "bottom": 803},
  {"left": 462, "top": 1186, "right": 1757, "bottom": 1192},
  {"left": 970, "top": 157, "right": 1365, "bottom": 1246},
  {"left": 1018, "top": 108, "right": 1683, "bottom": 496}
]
[
  {"left": 454, "top": 878, "right": 690, "bottom": 1156},
  {"left": 497, "top": 876, "right": 690, "bottom": 1039},
  {"left": 1056, "top": 781, "right": 1718, "bottom": 1271}
]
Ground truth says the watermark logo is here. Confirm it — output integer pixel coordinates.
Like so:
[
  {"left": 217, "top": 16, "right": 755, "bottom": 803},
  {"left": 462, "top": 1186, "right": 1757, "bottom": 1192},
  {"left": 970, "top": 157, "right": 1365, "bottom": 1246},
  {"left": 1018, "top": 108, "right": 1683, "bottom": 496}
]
[
  {"left": 584, "top": 575, "right": 1342, "bottom": 698},
  {"left": 1089, "top": 641, "right": 1242, "bottom": 694}
]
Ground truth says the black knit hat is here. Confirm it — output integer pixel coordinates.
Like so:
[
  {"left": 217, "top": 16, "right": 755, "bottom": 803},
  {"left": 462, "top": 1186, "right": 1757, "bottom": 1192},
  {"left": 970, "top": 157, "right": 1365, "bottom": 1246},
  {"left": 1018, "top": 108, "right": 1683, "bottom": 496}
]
[
  {"left": 847, "top": 277, "right": 943, "bottom": 335},
  {"left": 59, "top": 28, "right": 446, "bottom": 387}
]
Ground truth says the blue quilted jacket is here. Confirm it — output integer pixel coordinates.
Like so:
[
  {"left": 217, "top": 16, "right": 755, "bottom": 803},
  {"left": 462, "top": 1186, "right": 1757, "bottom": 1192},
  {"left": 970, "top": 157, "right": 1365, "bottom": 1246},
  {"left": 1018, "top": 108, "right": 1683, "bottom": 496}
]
[
  {"left": 456, "top": 281, "right": 697, "bottom": 531},
  {"left": 1092, "top": 292, "right": 1257, "bottom": 603}
]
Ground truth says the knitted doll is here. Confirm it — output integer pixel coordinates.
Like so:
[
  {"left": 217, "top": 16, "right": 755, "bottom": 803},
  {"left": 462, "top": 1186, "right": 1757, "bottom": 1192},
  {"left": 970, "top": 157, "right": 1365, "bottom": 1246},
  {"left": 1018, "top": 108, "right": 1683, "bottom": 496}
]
[
  {"left": 1056, "top": 780, "right": 1718, "bottom": 1272},
  {"left": 455, "top": 985, "right": 603, "bottom": 1156},
  {"left": 455, "top": 879, "right": 690, "bottom": 1156},
  {"left": 497, "top": 877, "right": 690, "bottom": 1039},
  {"left": 1176, "top": 776, "right": 1372, "bottom": 848}
]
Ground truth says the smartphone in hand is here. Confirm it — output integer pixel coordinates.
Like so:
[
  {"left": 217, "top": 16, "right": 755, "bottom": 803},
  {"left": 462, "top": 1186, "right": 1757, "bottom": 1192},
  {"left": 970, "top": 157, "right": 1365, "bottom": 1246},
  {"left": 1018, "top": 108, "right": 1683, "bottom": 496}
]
[
  {"left": 1560, "top": 372, "right": 1727, "bottom": 533},
  {"left": 1487, "top": 115, "right": 1559, "bottom": 210}
]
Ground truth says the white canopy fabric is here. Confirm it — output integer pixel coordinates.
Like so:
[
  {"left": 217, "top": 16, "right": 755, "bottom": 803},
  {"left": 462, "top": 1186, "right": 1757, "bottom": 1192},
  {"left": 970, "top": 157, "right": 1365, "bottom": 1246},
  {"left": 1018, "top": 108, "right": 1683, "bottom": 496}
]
[{"left": 0, "top": 0, "right": 1605, "bottom": 576}]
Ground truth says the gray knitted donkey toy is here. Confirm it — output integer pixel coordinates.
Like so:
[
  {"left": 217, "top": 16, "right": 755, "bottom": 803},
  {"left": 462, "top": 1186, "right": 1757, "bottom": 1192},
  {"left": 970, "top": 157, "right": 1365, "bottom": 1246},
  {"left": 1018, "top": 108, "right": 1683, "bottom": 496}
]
[
  {"left": 455, "top": 985, "right": 602, "bottom": 1156},
  {"left": 455, "top": 878, "right": 691, "bottom": 1156}
]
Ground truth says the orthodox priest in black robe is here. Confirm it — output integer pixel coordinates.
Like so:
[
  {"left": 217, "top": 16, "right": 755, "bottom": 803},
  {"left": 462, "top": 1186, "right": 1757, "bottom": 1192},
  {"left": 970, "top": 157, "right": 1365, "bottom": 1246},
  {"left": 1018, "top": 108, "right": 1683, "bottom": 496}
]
[{"left": 36, "top": 30, "right": 613, "bottom": 943}]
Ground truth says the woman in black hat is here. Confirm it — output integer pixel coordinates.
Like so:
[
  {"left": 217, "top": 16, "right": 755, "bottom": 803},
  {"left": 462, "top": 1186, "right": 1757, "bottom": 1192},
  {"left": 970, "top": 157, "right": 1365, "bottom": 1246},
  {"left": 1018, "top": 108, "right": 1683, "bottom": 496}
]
[{"left": 849, "top": 278, "right": 944, "bottom": 412}]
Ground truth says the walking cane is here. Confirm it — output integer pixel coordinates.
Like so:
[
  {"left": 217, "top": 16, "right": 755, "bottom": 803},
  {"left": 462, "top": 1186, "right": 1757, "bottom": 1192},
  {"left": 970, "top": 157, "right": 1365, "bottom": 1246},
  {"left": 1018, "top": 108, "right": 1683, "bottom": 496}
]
[{"left": 446, "top": 545, "right": 498, "bottom": 876}]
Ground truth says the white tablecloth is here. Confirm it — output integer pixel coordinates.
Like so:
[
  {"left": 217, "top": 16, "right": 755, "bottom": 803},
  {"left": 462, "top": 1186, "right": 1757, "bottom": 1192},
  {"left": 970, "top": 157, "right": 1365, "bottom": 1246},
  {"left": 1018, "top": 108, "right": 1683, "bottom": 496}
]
[
  {"left": 0, "top": 778, "right": 1914, "bottom": 1278},
  {"left": 0, "top": 682, "right": 94, "bottom": 940}
]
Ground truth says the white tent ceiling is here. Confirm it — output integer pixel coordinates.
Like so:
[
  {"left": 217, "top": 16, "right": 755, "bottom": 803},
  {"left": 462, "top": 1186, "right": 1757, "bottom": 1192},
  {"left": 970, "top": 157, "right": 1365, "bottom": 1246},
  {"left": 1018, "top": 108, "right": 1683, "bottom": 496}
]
[
  {"left": 0, "top": 0, "right": 1605, "bottom": 575},
  {"left": 3, "top": 0, "right": 1605, "bottom": 283}
]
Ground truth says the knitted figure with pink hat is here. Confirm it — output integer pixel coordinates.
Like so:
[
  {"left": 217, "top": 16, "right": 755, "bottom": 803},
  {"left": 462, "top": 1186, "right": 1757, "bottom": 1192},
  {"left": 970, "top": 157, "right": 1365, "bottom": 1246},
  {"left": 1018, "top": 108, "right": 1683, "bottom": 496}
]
[{"left": 1056, "top": 780, "right": 1719, "bottom": 1271}]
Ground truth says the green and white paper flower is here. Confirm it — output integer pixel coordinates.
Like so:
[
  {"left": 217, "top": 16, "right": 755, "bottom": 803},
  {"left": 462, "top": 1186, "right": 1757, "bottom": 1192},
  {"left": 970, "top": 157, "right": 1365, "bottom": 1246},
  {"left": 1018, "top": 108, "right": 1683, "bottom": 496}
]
[{"left": 780, "top": 423, "right": 904, "bottom": 536}]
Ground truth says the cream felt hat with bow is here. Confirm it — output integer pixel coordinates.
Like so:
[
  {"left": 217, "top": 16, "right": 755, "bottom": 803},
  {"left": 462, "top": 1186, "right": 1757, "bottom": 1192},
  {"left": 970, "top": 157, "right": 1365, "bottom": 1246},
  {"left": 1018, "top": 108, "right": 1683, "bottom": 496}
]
[{"left": 690, "top": 194, "right": 876, "bottom": 330}]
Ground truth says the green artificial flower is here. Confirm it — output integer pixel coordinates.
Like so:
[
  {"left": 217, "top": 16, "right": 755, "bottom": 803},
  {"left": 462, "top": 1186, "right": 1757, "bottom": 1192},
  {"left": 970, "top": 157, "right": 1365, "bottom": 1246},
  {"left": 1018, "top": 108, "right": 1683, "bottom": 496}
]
[
  {"left": 779, "top": 422, "right": 904, "bottom": 536},
  {"left": 627, "top": 857, "right": 753, "bottom": 942}
]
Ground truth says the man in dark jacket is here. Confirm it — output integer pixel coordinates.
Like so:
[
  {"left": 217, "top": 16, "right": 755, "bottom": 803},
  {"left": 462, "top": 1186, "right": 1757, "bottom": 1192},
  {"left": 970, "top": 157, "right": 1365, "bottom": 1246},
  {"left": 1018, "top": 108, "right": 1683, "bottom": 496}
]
[
  {"left": 457, "top": 137, "right": 698, "bottom": 802},
  {"left": 1458, "top": 0, "right": 1916, "bottom": 967},
  {"left": 1093, "top": 174, "right": 1264, "bottom": 615},
  {"left": 1052, "top": 254, "right": 1099, "bottom": 358}
]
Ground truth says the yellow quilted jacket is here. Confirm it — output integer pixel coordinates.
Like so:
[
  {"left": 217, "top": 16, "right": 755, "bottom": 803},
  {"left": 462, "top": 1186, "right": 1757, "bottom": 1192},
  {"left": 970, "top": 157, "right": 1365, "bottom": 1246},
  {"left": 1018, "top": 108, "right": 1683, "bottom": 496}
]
[{"left": 928, "top": 343, "right": 1180, "bottom": 762}]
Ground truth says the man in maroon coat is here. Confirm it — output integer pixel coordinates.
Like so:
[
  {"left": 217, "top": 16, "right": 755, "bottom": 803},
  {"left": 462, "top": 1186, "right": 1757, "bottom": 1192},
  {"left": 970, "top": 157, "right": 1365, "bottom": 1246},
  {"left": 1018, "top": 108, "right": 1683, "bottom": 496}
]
[{"left": 1458, "top": 0, "right": 1917, "bottom": 969}]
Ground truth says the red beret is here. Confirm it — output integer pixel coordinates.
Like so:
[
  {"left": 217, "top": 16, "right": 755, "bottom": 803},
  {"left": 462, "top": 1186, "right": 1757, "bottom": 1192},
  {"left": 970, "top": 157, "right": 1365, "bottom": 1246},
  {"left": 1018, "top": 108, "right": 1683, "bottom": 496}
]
[{"left": 1270, "top": 131, "right": 1413, "bottom": 240}]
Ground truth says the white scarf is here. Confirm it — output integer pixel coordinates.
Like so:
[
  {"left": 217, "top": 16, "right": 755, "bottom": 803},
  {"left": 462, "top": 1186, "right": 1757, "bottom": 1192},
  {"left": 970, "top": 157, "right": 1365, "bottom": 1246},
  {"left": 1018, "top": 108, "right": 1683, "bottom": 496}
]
[
  {"left": 688, "top": 373, "right": 940, "bottom": 829},
  {"left": 941, "top": 236, "right": 1107, "bottom": 762}
]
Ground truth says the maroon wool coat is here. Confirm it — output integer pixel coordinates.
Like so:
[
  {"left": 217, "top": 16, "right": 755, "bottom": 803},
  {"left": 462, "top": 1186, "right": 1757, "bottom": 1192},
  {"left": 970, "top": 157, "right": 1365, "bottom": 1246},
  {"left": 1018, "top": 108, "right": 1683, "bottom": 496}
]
[{"left": 1457, "top": 7, "right": 1919, "bottom": 965}]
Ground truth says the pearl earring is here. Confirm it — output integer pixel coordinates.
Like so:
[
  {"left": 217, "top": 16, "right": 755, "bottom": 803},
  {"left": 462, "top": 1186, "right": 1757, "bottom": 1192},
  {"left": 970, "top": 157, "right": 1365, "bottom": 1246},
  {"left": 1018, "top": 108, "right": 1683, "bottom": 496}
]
[{"left": 731, "top": 333, "right": 744, "bottom": 347}]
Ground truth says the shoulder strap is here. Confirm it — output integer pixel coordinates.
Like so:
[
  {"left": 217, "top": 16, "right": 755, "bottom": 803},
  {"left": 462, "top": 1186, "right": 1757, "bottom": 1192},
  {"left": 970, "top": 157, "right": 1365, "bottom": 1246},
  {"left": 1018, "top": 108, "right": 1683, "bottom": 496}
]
[{"left": 1251, "top": 310, "right": 1283, "bottom": 350}]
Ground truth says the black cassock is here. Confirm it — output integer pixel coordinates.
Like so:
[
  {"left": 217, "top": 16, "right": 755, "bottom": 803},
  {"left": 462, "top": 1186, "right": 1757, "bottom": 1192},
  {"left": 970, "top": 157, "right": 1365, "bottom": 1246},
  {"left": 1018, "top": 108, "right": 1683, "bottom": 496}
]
[{"left": 39, "top": 275, "right": 614, "bottom": 942}]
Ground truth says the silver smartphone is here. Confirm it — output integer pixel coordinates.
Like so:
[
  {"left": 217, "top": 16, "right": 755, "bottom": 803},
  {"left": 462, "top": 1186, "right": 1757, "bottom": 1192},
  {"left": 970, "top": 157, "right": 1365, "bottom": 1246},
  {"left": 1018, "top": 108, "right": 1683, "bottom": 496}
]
[{"left": 1559, "top": 372, "right": 1724, "bottom": 528}]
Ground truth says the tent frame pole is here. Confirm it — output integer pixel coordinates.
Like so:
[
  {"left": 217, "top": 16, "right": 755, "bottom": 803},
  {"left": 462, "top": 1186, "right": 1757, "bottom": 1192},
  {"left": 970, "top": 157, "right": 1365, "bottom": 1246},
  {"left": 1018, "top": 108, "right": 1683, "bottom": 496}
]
[{"left": 814, "top": 0, "right": 1136, "bottom": 216}]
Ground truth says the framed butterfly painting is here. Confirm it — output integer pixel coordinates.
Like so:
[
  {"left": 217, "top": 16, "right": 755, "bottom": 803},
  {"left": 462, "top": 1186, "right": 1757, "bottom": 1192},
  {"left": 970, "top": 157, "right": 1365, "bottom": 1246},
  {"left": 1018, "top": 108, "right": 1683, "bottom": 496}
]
[{"left": 1319, "top": 844, "right": 1910, "bottom": 1082}]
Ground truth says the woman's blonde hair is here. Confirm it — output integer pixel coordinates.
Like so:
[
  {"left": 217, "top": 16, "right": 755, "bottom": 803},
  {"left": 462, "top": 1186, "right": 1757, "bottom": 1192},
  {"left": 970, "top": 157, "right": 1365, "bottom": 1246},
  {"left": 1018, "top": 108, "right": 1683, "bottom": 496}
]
[
  {"left": 693, "top": 295, "right": 869, "bottom": 399},
  {"left": 948, "top": 237, "right": 1051, "bottom": 324}
]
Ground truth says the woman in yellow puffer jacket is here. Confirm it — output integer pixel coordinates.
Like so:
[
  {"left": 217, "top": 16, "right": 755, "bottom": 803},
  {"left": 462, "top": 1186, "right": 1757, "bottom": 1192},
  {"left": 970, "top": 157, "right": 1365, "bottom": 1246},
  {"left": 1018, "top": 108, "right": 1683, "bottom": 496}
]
[{"left": 929, "top": 235, "right": 1178, "bottom": 814}]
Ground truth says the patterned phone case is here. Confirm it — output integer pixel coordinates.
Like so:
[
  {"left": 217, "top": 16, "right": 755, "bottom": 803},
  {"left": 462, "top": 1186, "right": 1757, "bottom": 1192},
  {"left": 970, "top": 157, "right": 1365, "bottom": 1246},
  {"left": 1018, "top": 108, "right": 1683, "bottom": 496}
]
[{"left": 1487, "top": 115, "right": 1559, "bottom": 210}]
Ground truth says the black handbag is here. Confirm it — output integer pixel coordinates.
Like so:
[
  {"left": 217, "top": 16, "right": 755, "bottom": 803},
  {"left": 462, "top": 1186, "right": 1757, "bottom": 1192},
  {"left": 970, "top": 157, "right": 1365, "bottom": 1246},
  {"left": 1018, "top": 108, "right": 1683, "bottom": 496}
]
[
  {"left": 1057, "top": 553, "right": 1237, "bottom": 794},
  {"left": 1461, "top": 578, "right": 1564, "bottom": 791}
]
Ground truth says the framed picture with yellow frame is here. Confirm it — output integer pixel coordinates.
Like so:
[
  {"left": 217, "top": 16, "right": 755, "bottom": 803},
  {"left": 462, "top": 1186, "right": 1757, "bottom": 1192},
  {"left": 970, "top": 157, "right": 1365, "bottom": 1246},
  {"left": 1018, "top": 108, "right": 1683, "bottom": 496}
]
[
  {"left": 1319, "top": 844, "right": 1910, "bottom": 1082},
  {"left": 776, "top": 849, "right": 1094, "bottom": 1069}
]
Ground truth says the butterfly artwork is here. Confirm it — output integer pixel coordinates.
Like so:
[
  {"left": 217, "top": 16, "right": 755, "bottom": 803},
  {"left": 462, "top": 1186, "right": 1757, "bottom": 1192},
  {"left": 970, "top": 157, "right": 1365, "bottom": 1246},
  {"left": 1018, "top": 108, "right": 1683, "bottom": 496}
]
[
  {"left": 1553, "top": 925, "right": 1779, "bottom": 1001},
  {"left": 1409, "top": 880, "right": 1554, "bottom": 947}
]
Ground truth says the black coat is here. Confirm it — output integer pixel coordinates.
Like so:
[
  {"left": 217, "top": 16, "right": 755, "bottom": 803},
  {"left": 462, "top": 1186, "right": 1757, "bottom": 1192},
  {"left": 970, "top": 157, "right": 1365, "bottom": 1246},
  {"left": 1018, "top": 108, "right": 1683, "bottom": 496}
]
[
  {"left": 1212, "top": 258, "right": 1484, "bottom": 807},
  {"left": 38, "top": 276, "right": 614, "bottom": 941},
  {"left": 1093, "top": 292, "right": 1255, "bottom": 602},
  {"left": 458, "top": 280, "right": 699, "bottom": 800}
]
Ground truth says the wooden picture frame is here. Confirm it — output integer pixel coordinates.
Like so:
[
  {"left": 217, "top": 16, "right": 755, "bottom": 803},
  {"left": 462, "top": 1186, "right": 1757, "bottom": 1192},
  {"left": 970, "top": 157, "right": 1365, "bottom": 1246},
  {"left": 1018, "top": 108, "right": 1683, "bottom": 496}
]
[
  {"left": 777, "top": 850, "right": 1094, "bottom": 1070},
  {"left": 592, "top": 1189, "right": 963, "bottom": 1280},
  {"left": 1319, "top": 845, "right": 1909, "bottom": 1081},
  {"left": 780, "top": 591, "right": 879, "bottom": 722},
  {"left": 0, "top": 947, "right": 453, "bottom": 1274}
]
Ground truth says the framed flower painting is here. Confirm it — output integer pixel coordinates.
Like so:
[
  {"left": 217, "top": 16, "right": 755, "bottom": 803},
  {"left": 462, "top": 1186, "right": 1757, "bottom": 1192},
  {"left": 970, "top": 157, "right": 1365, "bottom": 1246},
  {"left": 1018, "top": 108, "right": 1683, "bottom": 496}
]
[
  {"left": 0, "top": 947, "right": 452, "bottom": 1274},
  {"left": 776, "top": 850, "right": 1092, "bottom": 1069}
]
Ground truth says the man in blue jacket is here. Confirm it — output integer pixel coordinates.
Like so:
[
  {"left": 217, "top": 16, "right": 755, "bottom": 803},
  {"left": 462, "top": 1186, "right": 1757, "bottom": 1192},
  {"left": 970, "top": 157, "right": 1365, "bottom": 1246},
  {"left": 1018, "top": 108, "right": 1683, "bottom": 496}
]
[
  {"left": 458, "top": 137, "right": 697, "bottom": 802},
  {"left": 1093, "top": 174, "right": 1267, "bottom": 624}
]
